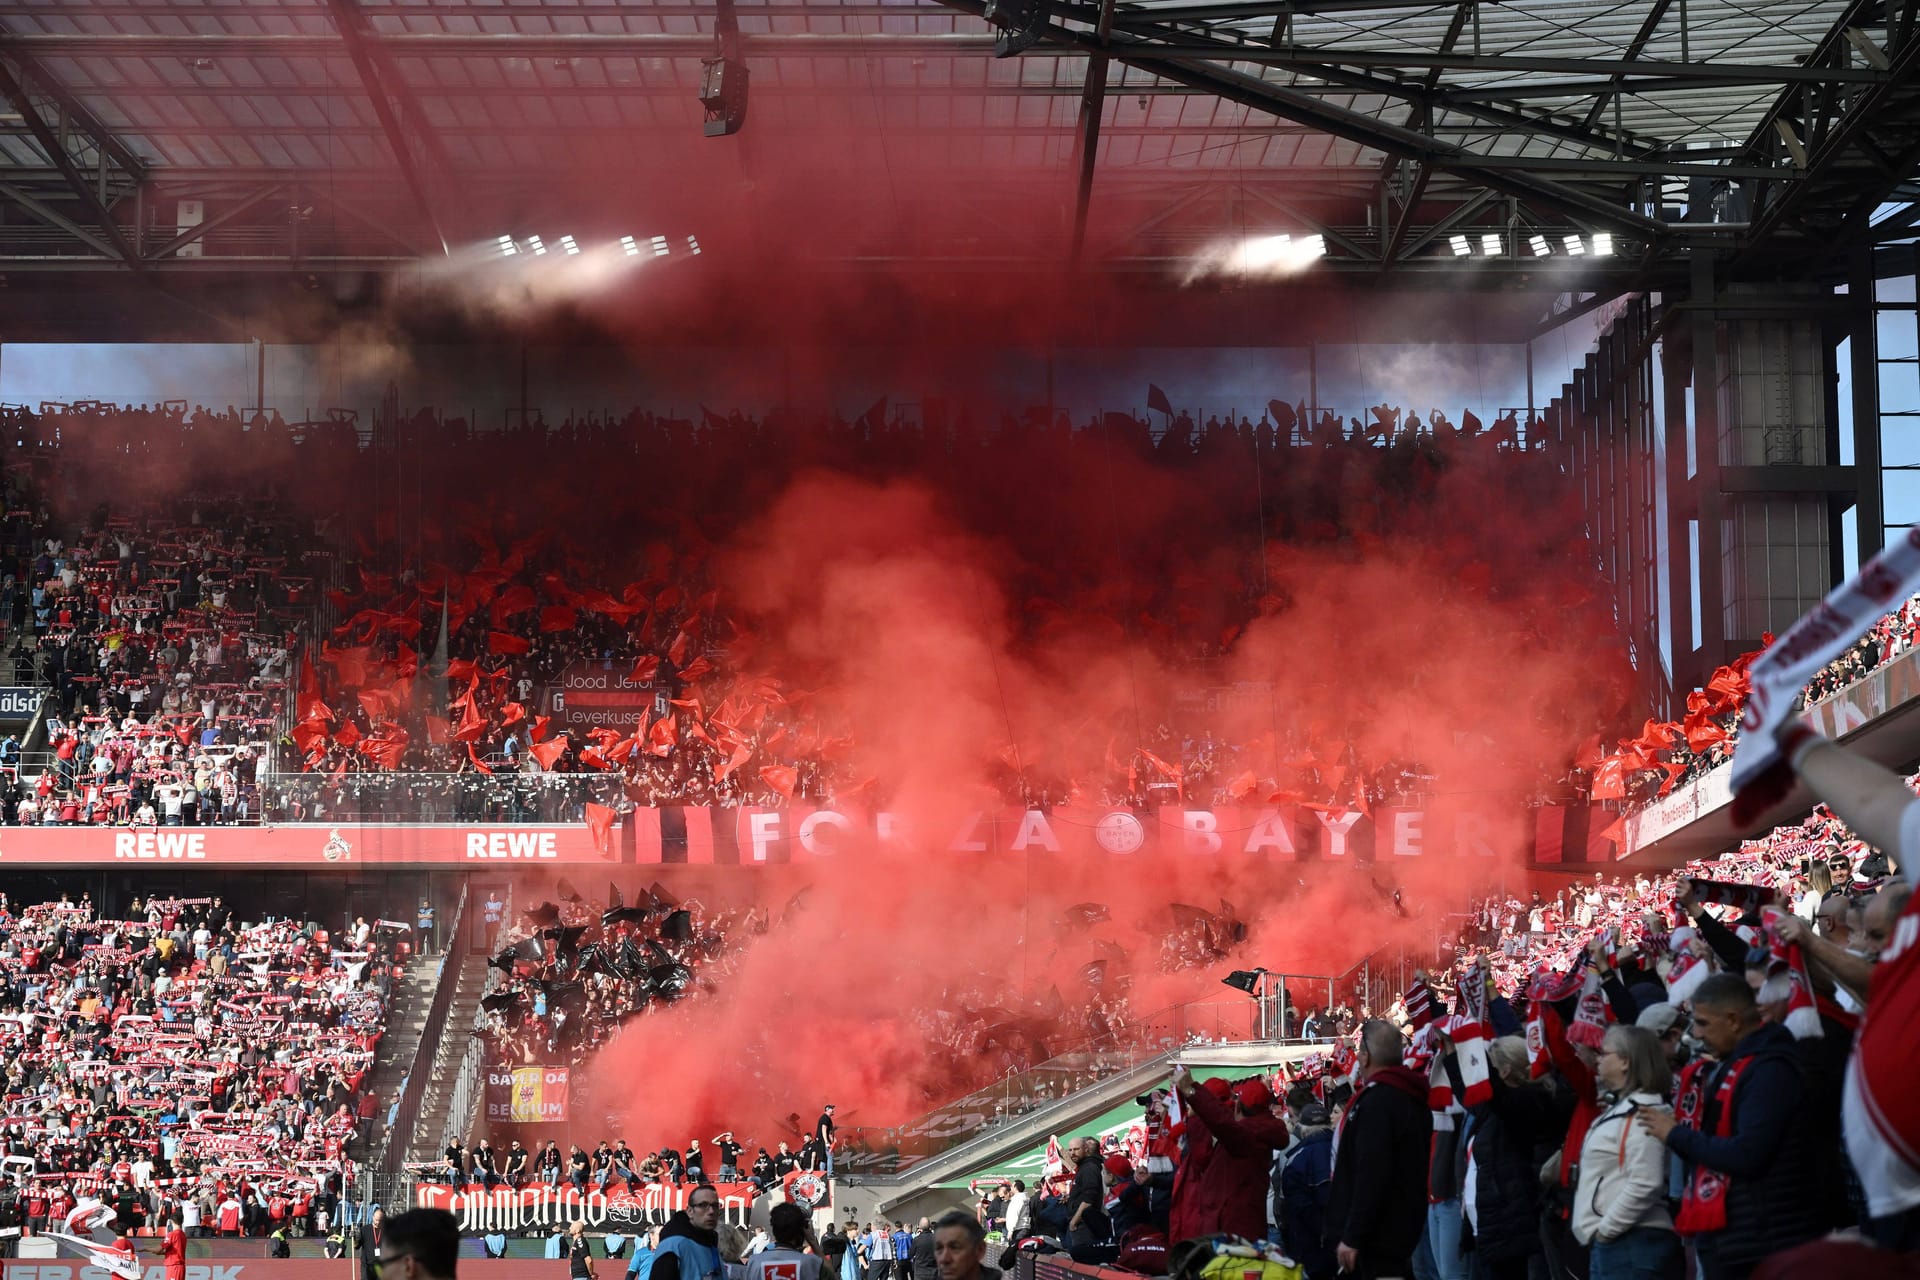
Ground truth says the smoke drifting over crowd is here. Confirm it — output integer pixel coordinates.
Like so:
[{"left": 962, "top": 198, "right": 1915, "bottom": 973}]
[{"left": 16, "top": 127, "right": 1629, "bottom": 1148}]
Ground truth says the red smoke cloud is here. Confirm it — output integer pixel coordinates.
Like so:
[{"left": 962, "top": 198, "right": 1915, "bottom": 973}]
[{"left": 571, "top": 436, "right": 1633, "bottom": 1150}]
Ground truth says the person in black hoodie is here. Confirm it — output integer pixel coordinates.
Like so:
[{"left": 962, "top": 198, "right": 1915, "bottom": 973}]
[
  {"left": 1327, "top": 1019, "right": 1432, "bottom": 1280},
  {"left": 1637, "top": 974, "right": 1818, "bottom": 1280}
]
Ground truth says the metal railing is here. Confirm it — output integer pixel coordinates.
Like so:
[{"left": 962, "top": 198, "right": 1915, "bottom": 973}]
[{"left": 381, "top": 879, "right": 471, "bottom": 1180}]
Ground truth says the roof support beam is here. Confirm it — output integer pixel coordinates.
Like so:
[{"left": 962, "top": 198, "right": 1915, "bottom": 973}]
[
  {"left": 0, "top": 179, "right": 122, "bottom": 260},
  {"left": 321, "top": 0, "right": 453, "bottom": 256},
  {"left": 0, "top": 56, "right": 141, "bottom": 268},
  {"left": 1069, "top": 0, "right": 1120, "bottom": 263},
  {"left": 1584, "top": 0, "right": 1675, "bottom": 129}
]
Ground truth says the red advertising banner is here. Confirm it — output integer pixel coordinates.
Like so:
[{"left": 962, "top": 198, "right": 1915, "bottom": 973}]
[
  {"left": 415, "top": 1181, "right": 762, "bottom": 1233},
  {"left": 0, "top": 824, "right": 614, "bottom": 868},
  {"left": 650, "top": 802, "right": 1524, "bottom": 864},
  {"left": 0, "top": 805, "right": 1557, "bottom": 868},
  {"left": 484, "top": 1065, "right": 570, "bottom": 1123}
]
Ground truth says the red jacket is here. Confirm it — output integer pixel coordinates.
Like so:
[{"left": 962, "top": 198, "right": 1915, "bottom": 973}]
[{"left": 1172, "top": 1085, "right": 1291, "bottom": 1242}]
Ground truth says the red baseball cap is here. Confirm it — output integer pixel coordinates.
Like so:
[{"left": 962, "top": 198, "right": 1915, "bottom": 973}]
[
  {"left": 1103, "top": 1155, "right": 1133, "bottom": 1179},
  {"left": 1201, "top": 1076, "right": 1232, "bottom": 1099},
  {"left": 1234, "top": 1078, "right": 1273, "bottom": 1111}
]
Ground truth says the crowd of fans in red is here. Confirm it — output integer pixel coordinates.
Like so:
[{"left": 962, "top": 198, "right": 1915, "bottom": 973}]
[{"left": 0, "top": 890, "right": 400, "bottom": 1241}]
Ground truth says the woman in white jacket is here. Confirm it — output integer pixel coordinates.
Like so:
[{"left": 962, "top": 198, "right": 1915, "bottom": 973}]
[{"left": 1572, "top": 1024, "right": 1681, "bottom": 1280}]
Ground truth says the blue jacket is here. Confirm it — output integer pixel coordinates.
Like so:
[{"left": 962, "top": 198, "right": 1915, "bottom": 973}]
[
  {"left": 1279, "top": 1127, "right": 1335, "bottom": 1278},
  {"left": 891, "top": 1232, "right": 912, "bottom": 1259},
  {"left": 1664, "top": 1023, "right": 1819, "bottom": 1273}
]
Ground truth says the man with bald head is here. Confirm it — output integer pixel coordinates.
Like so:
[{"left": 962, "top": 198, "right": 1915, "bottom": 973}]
[{"left": 1325, "top": 1019, "right": 1430, "bottom": 1280}]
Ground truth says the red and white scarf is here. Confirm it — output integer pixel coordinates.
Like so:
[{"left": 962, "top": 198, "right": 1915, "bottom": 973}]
[
  {"left": 1762, "top": 907, "right": 1823, "bottom": 1040},
  {"left": 1731, "top": 528, "right": 1920, "bottom": 818},
  {"left": 1452, "top": 966, "right": 1492, "bottom": 1107},
  {"left": 1674, "top": 1055, "right": 1758, "bottom": 1236}
]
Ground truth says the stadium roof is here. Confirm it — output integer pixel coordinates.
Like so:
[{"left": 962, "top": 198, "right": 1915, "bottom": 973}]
[{"left": 0, "top": 0, "right": 1917, "bottom": 296}]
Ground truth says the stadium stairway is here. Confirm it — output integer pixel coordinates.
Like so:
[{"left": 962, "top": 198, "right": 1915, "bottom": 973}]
[
  {"left": 833, "top": 1039, "right": 1322, "bottom": 1225},
  {"left": 362, "top": 951, "right": 451, "bottom": 1170},
  {"left": 404, "top": 951, "right": 494, "bottom": 1167}
]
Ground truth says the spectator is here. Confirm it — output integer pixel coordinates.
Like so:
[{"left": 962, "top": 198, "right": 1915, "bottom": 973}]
[
  {"left": 1277, "top": 1101, "right": 1336, "bottom": 1280},
  {"left": 1062, "top": 1137, "right": 1108, "bottom": 1247},
  {"left": 1327, "top": 1019, "right": 1431, "bottom": 1280},
  {"left": 645, "top": 1192, "right": 724, "bottom": 1280},
  {"left": 1455, "top": 1036, "right": 1569, "bottom": 1280},
  {"left": 1636, "top": 974, "right": 1818, "bottom": 1279},
  {"left": 1002, "top": 1181, "right": 1029, "bottom": 1242},
  {"left": 931, "top": 1212, "right": 995, "bottom": 1280},
  {"left": 1574, "top": 1024, "right": 1680, "bottom": 1280},
  {"left": 909, "top": 1218, "right": 937, "bottom": 1280},
  {"left": 749, "top": 1203, "right": 822, "bottom": 1280},
  {"left": 1171, "top": 1065, "right": 1290, "bottom": 1242}
]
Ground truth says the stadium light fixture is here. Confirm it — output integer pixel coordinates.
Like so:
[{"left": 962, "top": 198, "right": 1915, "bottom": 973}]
[
  {"left": 651, "top": 235, "right": 671, "bottom": 258},
  {"left": 497, "top": 235, "right": 518, "bottom": 257},
  {"left": 559, "top": 235, "right": 581, "bottom": 256},
  {"left": 1592, "top": 233, "right": 1614, "bottom": 257},
  {"left": 621, "top": 235, "right": 641, "bottom": 257},
  {"left": 687, "top": 235, "right": 702, "bottom": 256},
  {"left": 1300, "top": 234, "right": 1325, "bottom": 258},
  {"left": 1481, "top": 233, "right": 1502, "bottom": 257},
  {"left": 528, "top": 235, "right": 548, "bottom": 256},
  {"left": 1450, "top": 234, "right": 1471, "bottom": 257},
  {"left": 1564, "top": 234, "right": 1586, "bottom": 256},
  {"left": 1529, "top": 234, "right": 1551, "bottom": 257}
]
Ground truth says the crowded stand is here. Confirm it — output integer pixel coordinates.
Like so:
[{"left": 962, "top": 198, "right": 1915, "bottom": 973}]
[
  {"left": 0, "top": 397, "right": 1626, "bottom": 821},
  {"left": 0, "top": 891, "right": 401, "bottom": 1242}
]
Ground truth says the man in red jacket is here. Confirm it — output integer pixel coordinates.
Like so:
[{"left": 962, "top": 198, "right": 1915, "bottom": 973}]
[{"left": 1169, "top": 1065, "right": 1290, "bottom": 1242}]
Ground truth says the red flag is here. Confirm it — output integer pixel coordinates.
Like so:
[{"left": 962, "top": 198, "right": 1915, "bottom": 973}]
[
  {"left": 360, "top": 726, "right": 410, "bottom": 769},
  {"left": 678, "top": 656, "right": 715, "bottom": 683},
  {"left": 648, "top": 716, "right": 678, "bottom": 757},
  {"left": 1590, "top": 756, "right": 1628, "bottom": 800},
  {"left": 584, "top": 802, "right": 616, "bottom": 855},
  {"left": 1227, "top": 770, "right": 1258, "bottom": 800},
  {"left": 466, "top": 742, "right": 493, "bottom": 776},
  {"left": 500, "top": 701, "right": 527, "bottom": 726},
  {"left": 668, "top": 631, "right": 691, "bottom": 668},
  {"left": 488, "top": 631, "right": 532, "bottom": 656},
  {"left": 538, "top": 606, "right": 577, "bottom": 633},
  {"left": 716, "top": 744, "right": 752, "bottom": 780},
  {"left": 489, "top": 583, "right": 536, "bottom": 625},
  {"left": 630, "top": 655, "right": 660, "bottom": 682},
  {"left": 531, "top": 735, "right": 569, "bottom": 770},
  {"left": 531, "top": 715, "right": 553, "bottom": 743},
  {"left": 760, "top": 765, "right": 798, "bottom": 798}
]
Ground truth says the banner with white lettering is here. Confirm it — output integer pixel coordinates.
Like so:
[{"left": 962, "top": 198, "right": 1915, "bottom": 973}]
[
  {"left": 415, "top": 1181, "right": 760, "bottom": 1234},
  {"left": 0, "top": 824, "right": 613, "bottom": 867},
  {"left": 647, "top": 802, "right": 1522, "bottom": 863},
  {"left": 548, "top": 662, "right": 659, "bottom": 733},
  {"left": 484, "top": 1066, "right": 570, "bottom": 1123}
]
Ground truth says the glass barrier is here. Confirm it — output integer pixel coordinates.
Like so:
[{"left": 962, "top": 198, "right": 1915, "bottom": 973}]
[{"left": 265, "top": 772, "right": 625, "bottom": 824}]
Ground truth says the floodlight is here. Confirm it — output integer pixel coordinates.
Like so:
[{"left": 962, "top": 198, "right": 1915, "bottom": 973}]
[
  {"left": 621, "top": 235, "right": 641, "bottom": 257},
  {"left": 559, "top": 235, "right": 580, "bottom": 256},
  {"left": 1564, "top": 234, "right": 1586, "bottom": 256},
  {"left": 528, "top": 235, "right": 548, "bottom": 256},
  {"left": 1592, "top": 233, "right": 1614, "bottom": 257},
  {"left": 1481, "top": 233, "right": 1501, "bottom": 256},
  {"left": 651, "top": 235, "right": 671, "bottom": 258},
  {"left": 1530, "top": 234, "right": 1550, "bottom": 257},
  {"left": 1450, "top": 235, "right": 1471, "bottom": 256},
  {"left": 497, "top": 235, "right": 518, "bottom": 257}
]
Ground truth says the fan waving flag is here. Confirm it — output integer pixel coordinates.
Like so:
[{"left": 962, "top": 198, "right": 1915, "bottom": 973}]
[
  {"left": 1730, "top": 526, "right": 1920, "bottom": 821},
  {"left": 1146, "top": 384, "right": 1173, "bottom": 417},
  {"left": 584, "top": 802, "right": 616, "bottom": 856}
]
